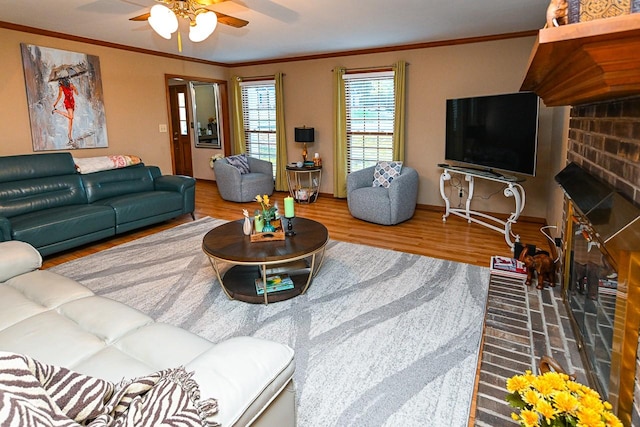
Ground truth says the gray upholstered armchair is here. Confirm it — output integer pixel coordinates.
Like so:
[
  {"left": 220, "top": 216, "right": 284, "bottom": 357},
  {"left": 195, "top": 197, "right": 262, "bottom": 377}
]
[
  {"left": 347, "top": 164, "right": 419, "bottom": 225},
  {"left": 213, "top": 156, "right": 274, "bottom": 202}
]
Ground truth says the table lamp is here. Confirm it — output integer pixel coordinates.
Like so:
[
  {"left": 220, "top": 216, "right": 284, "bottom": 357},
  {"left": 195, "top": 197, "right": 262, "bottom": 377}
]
[{"left": 294, "top": 127, "right": 314, "bottom": 163}]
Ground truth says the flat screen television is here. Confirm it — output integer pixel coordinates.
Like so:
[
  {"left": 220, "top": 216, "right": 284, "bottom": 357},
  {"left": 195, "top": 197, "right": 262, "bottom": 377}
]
[{"left": 445, "top": 91, "right": 540, "bottom": 176}]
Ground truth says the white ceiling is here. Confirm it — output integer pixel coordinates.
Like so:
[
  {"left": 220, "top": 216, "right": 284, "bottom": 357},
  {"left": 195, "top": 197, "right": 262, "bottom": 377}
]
[{"left": 0, "top": 0, "right": 549, "bottom": 64}]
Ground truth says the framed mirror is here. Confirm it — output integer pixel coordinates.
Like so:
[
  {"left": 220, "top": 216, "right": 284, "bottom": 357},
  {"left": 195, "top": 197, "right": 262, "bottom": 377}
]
[{"left": 191, "top": 82, "right": 222, "bottom": 149}]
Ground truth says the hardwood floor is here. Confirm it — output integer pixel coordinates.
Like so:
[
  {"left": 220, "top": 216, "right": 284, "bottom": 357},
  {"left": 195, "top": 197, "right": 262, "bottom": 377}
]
[{"left": 43, "top": 179, "right": 551, "bottom": 269}]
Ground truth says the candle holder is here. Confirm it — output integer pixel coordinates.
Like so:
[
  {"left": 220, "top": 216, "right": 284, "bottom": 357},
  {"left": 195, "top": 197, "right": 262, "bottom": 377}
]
[{"left": 284, "top": 216, "right": 296, "bottom": 236}]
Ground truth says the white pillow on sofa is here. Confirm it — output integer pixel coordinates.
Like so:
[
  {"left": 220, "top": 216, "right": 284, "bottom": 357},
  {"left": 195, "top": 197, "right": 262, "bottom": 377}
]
[{"left": 0, "top": 241, "right": 42, "bottom": 282}]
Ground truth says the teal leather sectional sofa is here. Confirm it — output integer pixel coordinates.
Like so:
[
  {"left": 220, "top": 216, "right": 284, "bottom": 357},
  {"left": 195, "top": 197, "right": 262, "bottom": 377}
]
[{"left": 0, "top": 153, "right": 195, "bottom": 256}]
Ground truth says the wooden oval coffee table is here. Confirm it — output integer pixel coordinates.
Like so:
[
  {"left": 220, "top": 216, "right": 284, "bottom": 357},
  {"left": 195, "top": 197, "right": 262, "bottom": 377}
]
[{"left": 202, "top": 217, "right": 329, "bottom": 304}]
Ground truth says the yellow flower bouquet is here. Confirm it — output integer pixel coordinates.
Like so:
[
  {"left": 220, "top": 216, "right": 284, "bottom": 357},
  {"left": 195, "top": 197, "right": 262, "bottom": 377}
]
[
  {"left": 255, "top": 194, "right": 276, "bottom": 220},
  {"left": 255, "top": 194, "right": 277, "bottom": 232},
  {"left": 506, "top": 370, "right": 622, "bottom": 427}
]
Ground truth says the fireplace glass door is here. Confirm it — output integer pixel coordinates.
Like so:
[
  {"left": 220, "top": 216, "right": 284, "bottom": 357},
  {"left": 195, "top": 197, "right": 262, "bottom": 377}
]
[{"left": 566, "top": 216, "right": 617, "bottom": 398}]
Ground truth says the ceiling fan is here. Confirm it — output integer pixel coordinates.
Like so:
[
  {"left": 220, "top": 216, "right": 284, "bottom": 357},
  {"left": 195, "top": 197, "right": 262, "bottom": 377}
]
[{"left": 130, "top": 0, "right": 248, "bottom": 47}]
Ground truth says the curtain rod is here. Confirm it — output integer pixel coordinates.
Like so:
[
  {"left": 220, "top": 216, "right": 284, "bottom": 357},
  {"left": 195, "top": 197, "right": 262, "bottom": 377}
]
[
  {"left": 331, "top": 63, "right": 409, "bottom": 73},
  {"left": 236, "top": 74, "right": 285, "bottom": 82}
]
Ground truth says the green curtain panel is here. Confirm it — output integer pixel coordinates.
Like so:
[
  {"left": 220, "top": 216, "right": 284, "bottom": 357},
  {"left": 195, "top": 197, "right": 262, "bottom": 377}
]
[
  {"left": 393, "top": 60, "right": 406, "bottom": 162},
  {"left": 274, "top": 73, "right": 288, "bottom": 191},
  {"left": 333, "top": 66, "right": 347, "bottom": 198},
  {"left": 231, "top": 76, "right": 246, "bottom": 155}
]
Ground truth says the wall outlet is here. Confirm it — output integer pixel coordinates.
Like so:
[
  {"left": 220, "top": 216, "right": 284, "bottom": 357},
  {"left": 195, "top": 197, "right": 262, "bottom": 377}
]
[
  {"left": 159, "top": 124, "right": 168, "bottom": 133},
  {"left": 459, "top": 189, "right": 464, "bottom": 198}
]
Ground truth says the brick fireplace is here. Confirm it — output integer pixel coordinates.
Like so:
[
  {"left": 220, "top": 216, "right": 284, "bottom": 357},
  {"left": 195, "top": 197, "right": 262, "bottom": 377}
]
[
  {"left": 563, "top": 96, "right": 640, "bottom": 425},
  {"left": 567, "top": 97, "right": 640, "bottom": 204}
]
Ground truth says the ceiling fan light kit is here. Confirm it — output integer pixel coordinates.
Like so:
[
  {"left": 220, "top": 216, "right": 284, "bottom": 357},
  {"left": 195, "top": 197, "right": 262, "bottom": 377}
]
[
  {"left": 129, "top": 0, "right": 248, "bottom": 51},
  {"left": 148, "top": 4, "right": 179, "bottom": 39},
  {"left": 189, "top": 10, "right": 217, "bottom": 42},
  {"left": 147, "top": 0, "right": 219, "bottom": 43}
]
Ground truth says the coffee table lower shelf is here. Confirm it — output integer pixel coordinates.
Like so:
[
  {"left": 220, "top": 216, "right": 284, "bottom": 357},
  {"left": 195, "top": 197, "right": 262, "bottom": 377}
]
[
  {"left": 221, "top": 263, "right": 311, "bottom": 304},
  {"left": 207, "top": 252, "right": 325, "bottom": 304}
]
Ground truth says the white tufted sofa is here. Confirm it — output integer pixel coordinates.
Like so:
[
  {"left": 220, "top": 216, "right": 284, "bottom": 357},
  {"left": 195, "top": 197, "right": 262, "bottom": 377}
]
[{"left": 0, "top": 240, "right": 296, "bottom": 427}]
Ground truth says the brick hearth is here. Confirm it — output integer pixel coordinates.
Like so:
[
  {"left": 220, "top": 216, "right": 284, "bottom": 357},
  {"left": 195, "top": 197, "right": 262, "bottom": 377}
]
[{"left": 473, "top": 275, "right": 586, "bottom": 426}]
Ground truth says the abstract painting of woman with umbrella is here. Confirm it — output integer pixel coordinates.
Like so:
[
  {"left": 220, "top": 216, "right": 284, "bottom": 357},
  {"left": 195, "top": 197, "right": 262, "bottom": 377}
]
[
  {"left": 20, "top": 44, "right": 108, "bottom": 151},
  {"left": 51, "top": 64, "right": 84, "bottom": 147}
]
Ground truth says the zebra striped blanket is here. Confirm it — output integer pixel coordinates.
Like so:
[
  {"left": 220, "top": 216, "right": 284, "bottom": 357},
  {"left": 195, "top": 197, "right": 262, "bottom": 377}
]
[{"left": 0, "top": 352, "right": 219, "bottom": 426}]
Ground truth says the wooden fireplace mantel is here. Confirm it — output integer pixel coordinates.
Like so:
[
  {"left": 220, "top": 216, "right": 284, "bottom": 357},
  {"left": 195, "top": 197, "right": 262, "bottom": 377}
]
[{"left": 521, "top": 13, "right": 640, "bottom": 106}]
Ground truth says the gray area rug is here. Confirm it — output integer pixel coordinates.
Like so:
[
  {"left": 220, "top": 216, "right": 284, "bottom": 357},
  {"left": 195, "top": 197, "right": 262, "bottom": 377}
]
[{"left": 51, "top": 217, "right": 490, "bottom": 426}]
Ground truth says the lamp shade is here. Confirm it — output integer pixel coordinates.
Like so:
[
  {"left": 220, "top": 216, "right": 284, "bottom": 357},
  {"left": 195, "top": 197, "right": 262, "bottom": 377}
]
[
  {"left": 189, "top": 11, "right": 218, "bottom": 42},
  {"left": 294, "top": 127, "right": 314, "bottom": 143},
  {"left": 148, "top": 4, "right": 179, "bottom": 39}
]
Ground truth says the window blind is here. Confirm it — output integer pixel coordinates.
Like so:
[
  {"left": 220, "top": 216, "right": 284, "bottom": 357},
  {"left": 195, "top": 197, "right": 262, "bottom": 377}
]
[
  {"left": 343, "top": 70, "right": 395, "bottom": 172},
  {"left": 241, "top": 80, "right": 277, "bottom": 170}
]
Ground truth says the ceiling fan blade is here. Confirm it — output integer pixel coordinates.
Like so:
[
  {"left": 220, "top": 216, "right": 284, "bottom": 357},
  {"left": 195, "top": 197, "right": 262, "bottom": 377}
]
[
  {"left": 194, "top": 0, "right": 230, "bottom": 5},
  {"left": 128, "top": 2, "right": 248, "bottom": 28},
  {"left": 215, "top": 11, "right": 249, "bottom": 28},
  {"left": 130, "top": 12, "right": 150, "bottom": 21}
]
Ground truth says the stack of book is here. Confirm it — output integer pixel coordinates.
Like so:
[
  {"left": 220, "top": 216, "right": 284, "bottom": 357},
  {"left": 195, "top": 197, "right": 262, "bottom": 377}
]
[
  {"left": 255, "top": 274, "right": 295, "bottom": 295},
  {"left": 490, "top": 256, "right": 528, "bottom": 280},
  {"left": 598, "top": 278, "right": 617, "bottom": 296}
]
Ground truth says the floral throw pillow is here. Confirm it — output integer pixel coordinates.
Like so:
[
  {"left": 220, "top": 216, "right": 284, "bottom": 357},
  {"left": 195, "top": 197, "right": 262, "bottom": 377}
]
[
  {"left": 372, "top": 161, "right": 403, "bottom": 188},
  {"left": 226, "top": 154, "right": 250, "bottom": 174}
]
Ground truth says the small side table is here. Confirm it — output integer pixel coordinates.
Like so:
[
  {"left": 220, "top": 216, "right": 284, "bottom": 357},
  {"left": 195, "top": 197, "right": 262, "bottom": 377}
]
[{"left": 286, "top": 165, "right": 322, "bottom": 203}]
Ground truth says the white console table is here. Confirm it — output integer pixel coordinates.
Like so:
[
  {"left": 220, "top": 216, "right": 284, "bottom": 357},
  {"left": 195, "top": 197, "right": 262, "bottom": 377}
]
[{"left": 439, "top": 165, "right": 526, "bottom": 248}]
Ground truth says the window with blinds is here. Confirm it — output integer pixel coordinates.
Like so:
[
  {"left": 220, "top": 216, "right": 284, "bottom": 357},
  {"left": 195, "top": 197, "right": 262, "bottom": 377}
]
[
  {"left": 177, "top": 92, "right": 188, "bottom": 136},
  {"left": 344, "top": 70, "right": 395, "bottom": 173},
  {"left": 240, "top": 79, "right": 277, "bottom": 174}
]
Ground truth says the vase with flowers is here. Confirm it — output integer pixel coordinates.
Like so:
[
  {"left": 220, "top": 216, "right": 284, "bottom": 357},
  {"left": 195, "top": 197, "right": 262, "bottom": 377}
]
[
  {"left": 255, "top": 194, "right": 277, "bottom": 232},
  {"left": 506, "top": 369, "right": 622, "bottom": 427}
]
